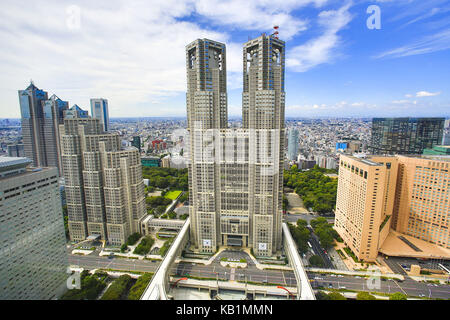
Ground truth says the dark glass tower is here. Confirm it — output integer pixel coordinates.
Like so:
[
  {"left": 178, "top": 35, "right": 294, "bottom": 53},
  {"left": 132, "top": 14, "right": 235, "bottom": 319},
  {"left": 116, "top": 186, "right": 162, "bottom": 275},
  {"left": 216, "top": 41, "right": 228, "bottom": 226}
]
[{"left": 370, "top": 118, "right": 445, "bottom": 155}]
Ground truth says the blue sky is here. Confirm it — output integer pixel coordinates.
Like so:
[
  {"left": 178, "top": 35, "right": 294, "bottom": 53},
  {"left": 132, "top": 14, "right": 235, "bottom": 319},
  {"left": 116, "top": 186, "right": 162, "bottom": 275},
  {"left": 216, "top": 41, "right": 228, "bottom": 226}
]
[{"left": 0, "top": 0, "right": 449, "bottom": 118}]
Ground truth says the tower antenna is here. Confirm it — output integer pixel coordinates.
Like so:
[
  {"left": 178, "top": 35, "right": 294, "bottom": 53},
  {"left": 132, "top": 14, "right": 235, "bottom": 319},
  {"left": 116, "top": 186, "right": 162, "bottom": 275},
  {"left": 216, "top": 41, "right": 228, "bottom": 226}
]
[{"left": 273, "top": 25, "right": 279, "bottom": 39}]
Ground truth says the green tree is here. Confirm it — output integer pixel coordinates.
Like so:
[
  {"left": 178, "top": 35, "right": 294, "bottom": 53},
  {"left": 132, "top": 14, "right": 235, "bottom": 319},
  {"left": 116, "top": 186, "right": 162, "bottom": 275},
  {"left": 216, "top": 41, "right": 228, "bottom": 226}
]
[
  {"left": 128, "top": 273, "right": 153, "bottom": 300},
  {"left": 101, "top": 275, "right": 133, "bottom": 300},
  {"left": 315, "top": 291, "right": 330, "bottom": 300},
  {"left": 356, "top": 292, "right": 376, "bottom": 300},
  {"left": 309, "top": 255, "right": 325, "bottom": 268},
  {"left": 327, "top": 292, "right": 346, "bottom": 300},
  {"left": 390, "top": 292, "right": 407, "bottom": 300}
]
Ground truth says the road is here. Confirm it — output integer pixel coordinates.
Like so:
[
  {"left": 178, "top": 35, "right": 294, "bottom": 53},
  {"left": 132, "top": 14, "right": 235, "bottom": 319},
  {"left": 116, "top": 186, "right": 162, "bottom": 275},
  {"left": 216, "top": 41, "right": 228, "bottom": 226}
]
[
  {"left": 68, "top": 254, "right": 450, "bottom": 299},
  {"left": 306, "top": 227, "right": 335, "bottom": 269}
]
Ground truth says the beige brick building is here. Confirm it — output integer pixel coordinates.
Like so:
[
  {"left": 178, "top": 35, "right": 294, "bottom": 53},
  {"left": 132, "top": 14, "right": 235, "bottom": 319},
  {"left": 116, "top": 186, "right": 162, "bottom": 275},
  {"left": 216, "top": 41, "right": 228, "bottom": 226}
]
[{"left": 335, "top": 154, "right": 449, "bottom": 262}]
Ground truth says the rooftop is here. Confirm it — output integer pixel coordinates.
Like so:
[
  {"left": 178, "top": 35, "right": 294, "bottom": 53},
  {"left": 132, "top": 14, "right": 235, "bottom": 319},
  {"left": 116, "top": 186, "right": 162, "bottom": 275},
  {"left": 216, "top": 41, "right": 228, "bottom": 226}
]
[{"left": 0, "top": 157, "right": 31, "bottom": 171}]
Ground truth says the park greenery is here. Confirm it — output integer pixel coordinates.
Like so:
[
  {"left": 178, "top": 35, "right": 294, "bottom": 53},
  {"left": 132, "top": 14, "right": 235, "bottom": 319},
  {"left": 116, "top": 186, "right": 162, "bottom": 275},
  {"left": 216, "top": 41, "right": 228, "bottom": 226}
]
[
  {"left": 288, "top": 219, "right": 310, "bottom": 255},
  {"left": 61, "top": 270, "right": 107, "bottom": 300},
  {"left": 127, "top": 273, "right": 154, "bottom": 300},
  {"left": 127, "top": 233, "right": 141, "bottom": 246},
  {"left": 356, "top": 292, "right": 377, "bottom": 300},
  {"left": 310, "top": 217, "right": 342, "bottom": 249},
  {"left": 101, "top": 275, "right": 134, "bottom": 300},
  {"left": 389, "top": 292, "right": 408, "bottom": 300},
  {"left": 309, "top": 255, "right": 325, "bottom": 268},
  {"left": 133, "top": 236, "right": 155, "bottom": 255},
  {"left": 142, "top": 167, "right": 188, "bottom": 191},
  {"left": 159, "top": 237, "right": 175, "bottom": 257},
  {"left": 315, "top": 291, "right": 347, "bottom": 300},
  {"left": 284, "top": 165, "right": 338, "bottom": 214},
  {"left": 146, "top": 196, "right": 172, "bottom": 215}
]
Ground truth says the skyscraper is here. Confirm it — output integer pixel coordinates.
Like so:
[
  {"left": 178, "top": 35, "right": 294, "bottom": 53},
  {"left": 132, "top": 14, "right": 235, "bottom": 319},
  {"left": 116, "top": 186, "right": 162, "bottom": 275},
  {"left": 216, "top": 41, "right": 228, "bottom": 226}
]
[
  {"left": 187, "top": 34, "right": 285, "bottom": 257},
  {"left": 18, "top": 82, "right": 68, "bottom": 175},
  {"left": 288, "top": 128, "right": 299, "bottom": 161},
  {"left": 370, "top": 117, "right": 445, "bottom": 155},
  {"left": 61, "top": 115, "right": 146, "bottom": 245},
  {"left": 0, "top": 157, "right": 68, "bottom": 299},
  {"left": 90, "top": 98, "right": 110, "bottom": 132}
]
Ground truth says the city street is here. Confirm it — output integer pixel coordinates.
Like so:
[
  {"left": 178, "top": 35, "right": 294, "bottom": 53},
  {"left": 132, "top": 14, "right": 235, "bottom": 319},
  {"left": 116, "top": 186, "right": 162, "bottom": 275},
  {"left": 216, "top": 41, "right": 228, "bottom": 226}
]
[{"left": 68, "top": 253, "right": 450, "bottom": 299}]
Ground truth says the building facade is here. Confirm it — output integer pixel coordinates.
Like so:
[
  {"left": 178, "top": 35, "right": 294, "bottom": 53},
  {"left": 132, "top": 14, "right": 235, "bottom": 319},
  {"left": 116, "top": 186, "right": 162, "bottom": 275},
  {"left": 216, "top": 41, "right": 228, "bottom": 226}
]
[
  {"left": 335, "top": 154, "right": 449, "bottom": 261},
  {"left": 187, "top": 34, "right": 285, "bottom": 257},
  {"left": 90, "top": 98, "right": 110, "bottom": 132},
  {"left": 18, "top": 82, "right": 68, "bottom": 174},
  {"left": 7, "top": 144, "right": 24, "bottom": 157},
  {"left": 61, "top": 116, "right": 146, "bottom": 245},
  {"left": 370, "top": 117, "right": 445, "bottom": 155},
  {"left": 0, "top": 157, "right": 68, "bottom": 299},
  {"left": 287, "top": 128, "right": 299, "bottom": 161}
]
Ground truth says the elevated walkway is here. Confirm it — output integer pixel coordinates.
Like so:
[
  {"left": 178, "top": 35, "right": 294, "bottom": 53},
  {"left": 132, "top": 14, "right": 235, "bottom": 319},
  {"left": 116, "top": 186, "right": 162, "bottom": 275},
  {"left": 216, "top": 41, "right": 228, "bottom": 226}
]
[{"left": 141, "top": 218, "right": 190, "bottom": 300}]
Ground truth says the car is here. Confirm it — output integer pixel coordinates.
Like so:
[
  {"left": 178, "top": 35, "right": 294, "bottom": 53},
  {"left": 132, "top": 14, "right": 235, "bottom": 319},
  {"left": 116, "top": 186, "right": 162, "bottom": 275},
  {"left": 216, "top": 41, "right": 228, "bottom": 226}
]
[
  {"left": 328, "top": 284, "right": 333, "bottom": 288},
  {"left": 338, "top": 286, "right": 346, "bottom": 289},
  {"left": 337, "top": 275, "right": 344, "bottom": 278},
  {"left": 330, "top": 274, "right": 336, "bottom": 277},
  {"left": 419, "top": 294, "right": 426, "bottom": 297}
]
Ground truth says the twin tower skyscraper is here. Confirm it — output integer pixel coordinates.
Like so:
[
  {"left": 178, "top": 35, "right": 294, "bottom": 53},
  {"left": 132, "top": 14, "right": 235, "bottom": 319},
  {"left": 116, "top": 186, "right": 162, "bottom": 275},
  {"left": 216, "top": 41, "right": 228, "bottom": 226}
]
[{"left": 186, "top": 34, "right": 286, "bottom": 257}]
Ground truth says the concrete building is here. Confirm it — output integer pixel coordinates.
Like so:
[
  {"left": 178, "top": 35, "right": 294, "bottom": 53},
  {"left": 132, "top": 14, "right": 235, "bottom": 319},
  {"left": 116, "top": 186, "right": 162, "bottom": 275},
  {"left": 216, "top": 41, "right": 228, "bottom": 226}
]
[
  {"left": 287, "top": 128, "right": 299, "bottom": 161},
  {"left": 90, "top": 98, "right": 110, "bottom": 132},
  {"left": 18, "top": 82, "right": 68, "bottom": 174},
  {"left": 7, "top": 143, "right": 24, "bottom": 157},
  {"left": 370, "top": 117, "right": 445, "bottom": 155},
  {"left": 442, "top": 119, "right": 450, "bottom": 146},
  {"left": 423, "top": 145, "right": 450, "bottom": 155},
  {"left": 0, "top": 157, "right": 68, "bottom": 299},
  {"left": 60, "top": 115, "right": 146, "bottom": 245},
  {"left": 335, "top": 154, "right": 450, "bottom": 262},
  {"left": 64, "top": 104, "right": 88, "bottom": 119},
  {"left": 186, "top": 34, "right": 285, "bottom": 257}
]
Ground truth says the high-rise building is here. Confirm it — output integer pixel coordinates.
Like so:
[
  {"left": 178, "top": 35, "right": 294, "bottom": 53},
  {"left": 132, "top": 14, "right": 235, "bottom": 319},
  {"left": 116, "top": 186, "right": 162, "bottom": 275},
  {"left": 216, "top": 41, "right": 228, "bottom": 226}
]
[
  {"left": 287, "top": 128, "right": 299, "bottom": 161},
  {"left": 0, "top": 157, "right": 68, "bottom": 299},
  {"left": 90, "top": 98, "right": 110, "bottom": 132},
  {"left": 132, "top": 136, "right": 141, "bottom": 152},
  {"left": 18, "top": 83, "right": 69, "bottom": 175},
  {"left": 335, "top": 154, "right": 450, "bottom": 262},
  {"left": 64, "top": 104, "right": 88, "bottom": 119},
  {"left": 187, "top": 34, "right": 285, "bottom": 257},
  {"left": 7, "top": 143, "right": 24, "bottom": 157},
  {"left": 370, "top": 117, "right": 445, "bottom": 155},
  {"left": 61, "top": 115, "right": 146, "bottom": 245},
  {"left": 42, "top": 95, "right": 69, "bottom": 175}
]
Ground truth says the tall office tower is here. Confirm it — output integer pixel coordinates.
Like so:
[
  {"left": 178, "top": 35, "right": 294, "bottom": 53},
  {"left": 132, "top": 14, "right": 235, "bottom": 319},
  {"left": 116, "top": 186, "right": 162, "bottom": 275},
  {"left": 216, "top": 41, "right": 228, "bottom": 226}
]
[
  {"left": 132, "top": 136, "right": 142, "bottom": 152},
  {"left": 335, "top": 154, "right": 450, "bottom": 262},
  {"left": 186, "top": 39, "right": 227, "bottom": 254},
  {"left": 243, "top": 34, "right": 285, "bottom": 255},
  {"left": 18, "top": 82, "right": 48, "bottom": 167},
  {"left": 61, "top": 115, "right": 146, "bottom": 245},
  {"left": 18, "top": 82, "right": 69, "bottom": 174},
  {"left": 0, "top": 157, "right": 68, "bottom": 299},
  {"left": 42, "top": 95, "right": 69, "bottom": 175},
  {"left": 287, "top": 128, "right": 299, "bottom": 161},
  {"left": 7, "top": 143, "right": 24, "bottom": 157},
  {"left": 186, "top": 34, "right": 285, "bottom": 257},
  {"left": 90, "top": 98, "right": 110, "bottom": 132},
  {"left": 370, "top": 117, "right": 445, "bottom": 155}
]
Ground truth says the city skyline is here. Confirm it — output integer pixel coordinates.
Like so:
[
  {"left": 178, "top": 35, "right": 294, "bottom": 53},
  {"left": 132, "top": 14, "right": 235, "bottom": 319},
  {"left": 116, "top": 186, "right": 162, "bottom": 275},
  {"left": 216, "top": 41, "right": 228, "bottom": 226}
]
[{"left": 0, "top": 0, "right": 449, "bottom": 119}]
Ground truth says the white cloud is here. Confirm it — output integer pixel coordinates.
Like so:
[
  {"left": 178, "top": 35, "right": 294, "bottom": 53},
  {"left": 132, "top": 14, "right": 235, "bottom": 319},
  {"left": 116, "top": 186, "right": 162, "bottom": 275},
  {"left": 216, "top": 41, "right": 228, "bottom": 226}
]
[
  {"left": 374, "top": 28, "right": 450, "bottom": 59},
  {"left": 286, "top": 1, "right": 353, "bottom": 72},
  {"left": 0, "top": 0, "right": 334, "bottom": 118},
  {"left": 416, "top": 91, "right": 441, "bottom": 97}
]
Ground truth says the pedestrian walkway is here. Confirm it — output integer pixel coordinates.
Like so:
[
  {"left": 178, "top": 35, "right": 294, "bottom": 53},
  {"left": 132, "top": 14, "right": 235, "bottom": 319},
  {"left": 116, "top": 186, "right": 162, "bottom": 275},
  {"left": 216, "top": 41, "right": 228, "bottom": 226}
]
[{"left": 230, "top": 268, "right": 236, "bottom": 281}]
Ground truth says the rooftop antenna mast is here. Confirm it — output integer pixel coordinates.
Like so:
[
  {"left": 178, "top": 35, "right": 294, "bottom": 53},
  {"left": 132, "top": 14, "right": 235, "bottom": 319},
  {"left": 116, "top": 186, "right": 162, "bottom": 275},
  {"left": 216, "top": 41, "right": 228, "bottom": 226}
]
[{"left": 273, "top": 25, "right": 279, "bottom": 39}]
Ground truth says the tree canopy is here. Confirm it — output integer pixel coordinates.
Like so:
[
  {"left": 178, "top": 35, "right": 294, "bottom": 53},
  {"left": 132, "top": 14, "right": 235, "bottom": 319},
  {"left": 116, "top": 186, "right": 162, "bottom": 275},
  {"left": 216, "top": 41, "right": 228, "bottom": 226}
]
[{"left": 284, "top": 166, "right": 338, "bottom": 214}]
